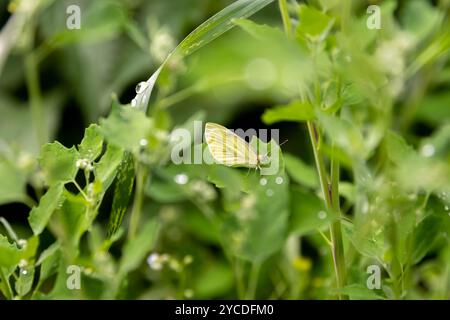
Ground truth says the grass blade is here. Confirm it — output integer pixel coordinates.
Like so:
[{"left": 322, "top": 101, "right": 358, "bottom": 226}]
[{"left": 133, "top": 0, "right": 275, "bottom": 112}]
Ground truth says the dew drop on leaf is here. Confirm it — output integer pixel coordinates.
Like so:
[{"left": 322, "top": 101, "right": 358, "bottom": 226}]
[
  {"left": 174, "top": 173, "right": 189, "bottom": 185},
  {"left": 318, "top": 211, "right": 327, "bottom": 220},
  {"left": 135, "top": 81, "right": 148, "bottom": 94}
]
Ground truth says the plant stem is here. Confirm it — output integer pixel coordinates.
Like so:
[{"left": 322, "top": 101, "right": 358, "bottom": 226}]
[
  {"left": 246, "top": 262, "right": 261, "bottom": 299},
  {"left": 25, "top": 53, "right": 46, "bottom": 147},
  {"left": 307, "top": 121, "right": 346, "bottom": 299},
  {"left": 278, "top": 0, "right": 293, "bottom": 38},
  {"left": 330, "top": 143, "right": 346, "bottom": 296},
  {"left": 128, "top": 164, "right": 148, "bottom": 240}
]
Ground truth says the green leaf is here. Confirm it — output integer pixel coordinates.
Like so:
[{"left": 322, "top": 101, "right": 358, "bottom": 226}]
[
  {"left": 297, "top": 4, "right": 334, "bottom": 40},
  {"left": 94, "top": 143, "right": 124, "bottom": 188},
  {"left": 78, "top": 124, "right": 104, "bottom": 161},
  {"left": 411, "top": 215, "right": 441, "bottom": 265},
  {"left": 39, "top": 142, "right": 79, "bottom": 186},
  {"left": 0, "top": 235, "right": 22, "bottom": 268},
  {"left": 53, "top": 194, "right": 88, "bottom": 257},
  {"left": 119, "top": 219, "right": 159, "bottom": 274},
  {"left": 384, "top": 131, "right": 416, "bottom": 164},
  {"left": 289, "top": 187, "right": 335, "bottom": 235},
  {"left": 107, "top": 152, "right": 135, "bottom": 237},
  {"left": 221, "top": 139, "right": 289, "bottom": 262},
  {"left": 262, "top": 100, "right": 315, "bottom": 125},
  {"left": 0, "top": 157, "right": 27, "bottom": 205},
  {"left": 28, "top": 183, "right": 66, "bottom": 236},
  {"left": 15, "top": 267, "right": 35, "bottom": 297},
  {"left": 145, "top": 179, "right": 187, "bottom": 203},
  {"left": 318, "top": 113, "right": 366, "bottom": 159},
  {"left": 334, "top": 284, "right": 385, "bottom": 300},
  {"left": 133, "top": 0, "right": 275, "bottom": 112},
  {"left": 36, "top": 242, "right": 61, "bottom": 286},
  {"left": 284, "top": 153, "right": 318, "bottom": 188},
  {"left": 99, "top": 102, "right": 153, "bottom": 153},
  {"left": 193, "top": 261, "right": 234, "bottom": 299}
]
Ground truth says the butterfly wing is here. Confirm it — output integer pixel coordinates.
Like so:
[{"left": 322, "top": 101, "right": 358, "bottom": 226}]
[{"left": 205, "top": 122, "right": 258, "bottom": 168}]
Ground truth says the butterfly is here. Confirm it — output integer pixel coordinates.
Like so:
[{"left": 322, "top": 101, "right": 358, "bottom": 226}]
[{"left": 204, "top": 122, "right": 269, "bottom": 170}]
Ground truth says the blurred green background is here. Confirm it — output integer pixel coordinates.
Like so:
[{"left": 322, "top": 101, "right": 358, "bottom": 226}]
[{"left": 0, "top": 0, "right": 449, "bottom": 300}]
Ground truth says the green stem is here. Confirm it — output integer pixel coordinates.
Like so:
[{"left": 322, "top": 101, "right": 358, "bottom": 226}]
[
  {"left": 330, "top": 144, "right": 346, "bottom": 296},
  {"left": 246, "top": 262, "right": 261, "bottom": 300},
  {"left": 128, "top": 164, "right": 148, "bottom": 240},
  {"left": 234, "top": 259, "right": 246, "bottom": 300},
  {"left": 25, "top": 53, "right": 46, "bottom": 147},
  {"left": 307, "top": 122, "right": 346, "bottom": 299},
  {"left": 278, "top": 0, "right": 293, "bottom": 38}
]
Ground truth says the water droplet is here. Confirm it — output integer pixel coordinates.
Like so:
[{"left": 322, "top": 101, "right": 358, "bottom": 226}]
[
  {"left": 275, "top": 176, "right": 283, "bottom": 185},
  {"left": 21, "top": 269, "right": 28, "bottom": 275},
  {"left": 140, "top": 138, "right": 148, "bottom": 147},
  {"left": 266, "top": 189, "right": 274, "bottom": 197},
  {"left": 318, "top": 211, "right": 327, "bottom": 220},
  {"left": 260, "top": 178, "right": 267, "bottom": 186},
  {"left": 131, "top": 98, "right": 137, "bottom": 107},
  {"left": 174, "top": 173, "right": 189, "bottom": 185},
  {"left": 135, "top": 81, "right": 147, "bottom": 94},
  {"left": 420, "top": 144, "right": 435, "bottom": 157}
]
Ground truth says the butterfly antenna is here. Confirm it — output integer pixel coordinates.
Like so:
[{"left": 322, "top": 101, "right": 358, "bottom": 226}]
[{"left": 279, "top": 139, "right": 288, "bottom": 147}]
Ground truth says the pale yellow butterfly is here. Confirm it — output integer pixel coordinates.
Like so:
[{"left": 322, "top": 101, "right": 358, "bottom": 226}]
[{"left": 204, "top": 122, "right": 268, "bottom": 169}]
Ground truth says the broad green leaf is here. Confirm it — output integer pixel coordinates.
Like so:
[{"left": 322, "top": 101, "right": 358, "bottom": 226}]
[
  {"left": 0, "top": 157, "right": 27, "bottom": 205},
  {"left": 384, "top": 131, "right": 416, "bottom": 164},
  {"left": 107, "top": 152, "right": 135, "bottom": 237},
  {"left": 145, "top": 179, "right": 187, "bottom": 203},
  {"left": 289, "top": 187, "right": 335, "bottom": 235},
  {"left": 39, "top": 142, "right": 79, "bottom": 186},
  {"left": 297, "top": 4, "right": 334, "bottom": 40},
  {"left": 221, "top": 139, "right": 289, "bottom": 262},
  {"left": 193, "top": 261, "right": 234, "bottom": 299},
  {"left": 318, "top": 113, "right": 366, "bottom": 159},
  {"left": 411, "top": 215, "right": 442, "bottom": 265},
  {"left": 385, "top": 131, "right": 450, "bottom": 192},
  {"left": 133, "top": 0, "right": 275, "bottom": 112},
  {"left": 22, "top": 236, "right": 39, "bottom": 261},
  {"left": 15, "top": 267, "right": 35, "bottom": 297},
  {"left": 284, "top": 153, "right": 318, "bottom": 188},
  {"left": 94, "top": 143, "right": 124, "bottom": 188},
  {"left": 0, "top": 235, "right": 22, "bottom": 268},
  {"left": 119, "top": 219, "right": 159, "bottom": 274},
  {"left": 262, "top": 100, "right": 315, "bottom": 125},
  {"left": 78, "top": 124, "right": 103, "bottom": 161},
  {"left": 28, "top": 183, "right": 66, "bottom": 236},
  {"left": 36, "top": 242, "right": 61, "bottom": 286},
  {"left": 99, "top": 102, "right": 153, "bottom": 153}
]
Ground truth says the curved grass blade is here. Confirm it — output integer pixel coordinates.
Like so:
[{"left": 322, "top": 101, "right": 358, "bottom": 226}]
[
  {"left": 132, "top": 0, "right": 275, "bottom": 112},
  {"left": 109, "top": 0, "right": 274, "bottom": 238}
]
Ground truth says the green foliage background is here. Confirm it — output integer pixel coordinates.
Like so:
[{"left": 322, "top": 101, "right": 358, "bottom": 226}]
[{"left": 0, "top": 0, "right": 449, "bottom": 300}]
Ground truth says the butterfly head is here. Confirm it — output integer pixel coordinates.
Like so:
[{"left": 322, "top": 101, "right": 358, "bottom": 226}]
[{"left": 257, "top": 154, "right": 270, "bottom": 166}]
